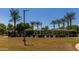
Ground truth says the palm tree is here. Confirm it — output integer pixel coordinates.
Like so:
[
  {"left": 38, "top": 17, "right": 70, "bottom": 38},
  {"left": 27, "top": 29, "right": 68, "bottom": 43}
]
[
  {"left": 36, "top": 21, "right": 40, "bottom": 35},
  {"left": 67, "top": 12, "right": 75, "bottom": 26},
  {"left": 50, "top": 20, "right": 56, "bottom": 29},
  {"left": 30, "top": 21, "right": 35, "bottom": 30},
  {"left": 65, "top": 16, "right": 70, "bottom": 29},
  {"left": 34, "top": 21, "right": 42, "bottom": 35},
  {"left": 44, "top": 26, "right": 49, "bottom": 30},
  {"left": 65, "top": 12, "right": 75, "bottom": 29},
  {"left": 31, "top": 21, "right": 41, "bottom": 35},
  {"left": 40, "top": 22, "right": 42, "bottom": 30},
  {"left": 30, "top": 21, "right": 37, "bottom": 35},
  {"left": 39, "top": 22, "right": 42, "bottom": 35},
  {"left": 56, "top": 19, "right": 61, "bottom": 29},
  {"left": 9, "top": 8, "right": 21, "bottom": 36},
  {"left": 60, "top": 18, "right": 66, "bottom": 29},
  {"left": 42, "top": 26, "right": 49, "bottom": 35},
  {"left": 36, "top": 21, "right": 40, "bottom": 30}
]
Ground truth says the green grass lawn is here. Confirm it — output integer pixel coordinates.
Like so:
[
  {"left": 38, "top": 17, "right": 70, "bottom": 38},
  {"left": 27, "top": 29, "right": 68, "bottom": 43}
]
[{"left": 0, "top": 36, "right": 79, "bottom": 51}]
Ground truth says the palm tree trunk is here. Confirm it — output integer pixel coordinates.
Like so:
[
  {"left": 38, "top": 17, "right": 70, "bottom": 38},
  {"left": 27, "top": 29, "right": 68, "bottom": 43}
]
[
  {"left": 58, "top": 24, "right": 60, "bottom": 29},
  {"left": 67, "top": 21, "right": 69, "bottom": 30},
  {"left": 37, "top": 24, "right": 39, "bottom": 36},
  {"left": 63, "top": 23, "right": 65, "bottom": 29},
  {"left": 14, "top": 20, "right": 16, "bottom": 36},
  {"left": 32, "top": 25, "right": 35, "bottom": 35},
  {"left": 32, "top": 25, "right": 34, "bottom": 30},
  {"left": 32, "top": 25, "right": 35, "bottom": 36},
  {"left": 70, "top": 19, "right": 72, "bottom": 29},
  {"left": 40, "top": 24, "right": 42, "bottom": 35},
  {"left": 53, "top": 24, "right": 55, "bottom": 29}
]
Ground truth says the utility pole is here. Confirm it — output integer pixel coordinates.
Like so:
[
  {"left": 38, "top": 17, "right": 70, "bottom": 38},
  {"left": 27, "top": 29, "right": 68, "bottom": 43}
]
[{"left": 23, "top": 9, "right": 29, "bottom": 46}]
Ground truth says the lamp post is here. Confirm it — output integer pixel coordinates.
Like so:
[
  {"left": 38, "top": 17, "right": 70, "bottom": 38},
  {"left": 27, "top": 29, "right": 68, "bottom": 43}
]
[{"left": 23, "top": 9, "right": 29, "bottom": 46}]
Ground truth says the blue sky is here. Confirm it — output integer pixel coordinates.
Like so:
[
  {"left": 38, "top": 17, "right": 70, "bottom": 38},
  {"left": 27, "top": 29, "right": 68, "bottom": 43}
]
[{"left": 0, "top": 8, "right": 79, "bottom": 29}]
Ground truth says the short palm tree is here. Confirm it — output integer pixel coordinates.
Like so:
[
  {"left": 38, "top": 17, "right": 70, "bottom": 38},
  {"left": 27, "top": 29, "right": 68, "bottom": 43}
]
[
  {"left": 31, "top": 21, "right": 41, "bottom": 35},
  {"left": 30, "top": 21, "right": 37, "bottom": 35},
  {"left": 9, "top": 8, "right": 21, "bottom": 36},
  {"left": 39, "top": 22, "right": 42, "bottom": 34},
  {"left": 56, "top": 19, "right": 61, "bottom": 29},
  {"left": 40, "top": 22, "right": 42, "bottom": 30},
  {"left": 30, "top": 21, "right": 36, "bottom": 30},
  {"left": 35, "top": 21, "right": 42, "bottom": 35},
  {"left": 36, "top": 21, "right": 40, "bottom": 30}
]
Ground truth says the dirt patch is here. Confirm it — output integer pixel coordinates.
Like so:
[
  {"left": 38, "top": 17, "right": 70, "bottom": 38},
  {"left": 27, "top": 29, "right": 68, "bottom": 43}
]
[
  {"left": 33, "top": 42, "right": 75, "bottom": 51},
  {"left": 0, "top": 48, "right": 9, "bottom": 50}
]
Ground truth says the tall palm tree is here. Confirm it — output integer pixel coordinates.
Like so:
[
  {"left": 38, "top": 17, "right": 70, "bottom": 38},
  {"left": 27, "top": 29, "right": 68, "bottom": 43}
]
[
  {"left": 65, "top": 12, "right": 75, "bottom": 29},
  {"left": 9, "top": 8, "right": 21, "bottom": 36},
  {"left": 60, "top": 18, "right": 66, "bottom": 29},
  {"left": 65, "top": 16, "right": 69, "bottom": 29},
  {"left": 50, "top": 20, "right": 56, "bottom": 29},
  {"left": 65, "top": 16, "right": 70, "bottom": 29},
  {"left": 66, "top": 12, "right": 75, "bottom": 26}
]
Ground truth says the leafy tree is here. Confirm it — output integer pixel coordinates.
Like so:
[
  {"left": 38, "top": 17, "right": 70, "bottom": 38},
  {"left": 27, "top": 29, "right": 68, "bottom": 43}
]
[
  {"left": 7, "top": 23, "right": 13, "bottom": 30},
  {"left": 17, "top": 22, "right": 32, "bottom": 34},
  {"left": 42, "top": 26, "right": 49, "bottom": 34},
  {"left": 0, "top": 23, "right": 6, "bottom": 34},
  {"left": 66, "top": 25, "right": 79, "bottom": 32},
  {"left": 25, "top": 28, "right": 34, "bottom": 36}
]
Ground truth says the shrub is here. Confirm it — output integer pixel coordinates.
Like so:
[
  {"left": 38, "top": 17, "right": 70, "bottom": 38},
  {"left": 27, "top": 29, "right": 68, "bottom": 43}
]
[{"left": 0, "top": 23, "right": 6, "bottom": 34}]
